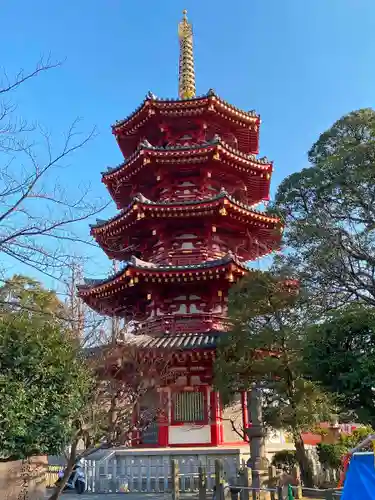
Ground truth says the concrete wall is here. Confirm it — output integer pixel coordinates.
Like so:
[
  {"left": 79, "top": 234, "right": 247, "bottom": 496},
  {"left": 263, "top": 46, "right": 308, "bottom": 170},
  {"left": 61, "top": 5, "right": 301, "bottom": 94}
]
[{"left": 0, "top": 456, "right": 47, "bottom": 500}]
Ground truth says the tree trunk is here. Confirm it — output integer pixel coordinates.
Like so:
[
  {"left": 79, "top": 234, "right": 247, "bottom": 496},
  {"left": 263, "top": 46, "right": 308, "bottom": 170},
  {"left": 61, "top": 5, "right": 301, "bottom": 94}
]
[
  {"left": 293, "top": 431, "right": 315, "bottom": 488},
  {"left": 47, "top": 439, "right": 78, "bottom": 500}
]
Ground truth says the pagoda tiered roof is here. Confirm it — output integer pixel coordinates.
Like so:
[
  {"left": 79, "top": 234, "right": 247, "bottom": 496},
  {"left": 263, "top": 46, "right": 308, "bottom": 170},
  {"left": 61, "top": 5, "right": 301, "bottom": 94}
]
[
  {"left": 91, "top": 190, "right": 279, "bottom": 232},
  {"left": 78, "top": 254, "right": 249, "bottom": 315},
  {"left": 127, "top": 331, "right": 221, "bottom": 364},
  {"left": 78, "top": 10, "right": 283, "bottom": 370},
  {"left": 111, "top": 90, "right": 260, "bottom": 157},
  {"left": 85, "top": 332, "right": 221, "bottom": 368},
  {"left": 102, "top": 138, "right": 272, "bottom": 207},
  {"left": 90, "top": 190, "right": 282, "bottom": 261}
]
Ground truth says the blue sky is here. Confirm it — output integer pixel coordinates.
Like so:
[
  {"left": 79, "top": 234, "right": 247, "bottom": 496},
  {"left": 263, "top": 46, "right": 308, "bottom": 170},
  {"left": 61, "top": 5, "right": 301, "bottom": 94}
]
[{"left": 2, "top": 0, "right": 375, "bottom": 286}]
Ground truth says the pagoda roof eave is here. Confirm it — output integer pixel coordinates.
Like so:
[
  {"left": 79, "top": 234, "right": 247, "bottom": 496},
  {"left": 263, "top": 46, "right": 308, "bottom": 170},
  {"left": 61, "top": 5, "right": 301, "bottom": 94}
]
[
  {"left": 111, "top": 90, "right": 260, "bottom": 134},
  {"left": 84, "top": 332, "right": 226, "bottom": 368},
  {"left": 77, "top": 254, "right": 249, "bottom": 296},
  {"left": 102, "top": 139, "right": 272, "bottom": 182},
  {"left": 124, "top": 331, "right": 222, "bottom": 350},
  {"left": 90, "top": 190, "right": 281, "bottom": 234}
]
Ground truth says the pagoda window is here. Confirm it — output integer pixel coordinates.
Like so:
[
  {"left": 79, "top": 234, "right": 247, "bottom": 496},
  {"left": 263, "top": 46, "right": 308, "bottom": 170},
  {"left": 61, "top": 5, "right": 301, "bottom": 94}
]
[
  {"left": 176, "top": 304, "right": 187, "bottom": 314},
  {"left": 172, "top": 389, "right": 206, "bottom": 424},
  {"left": 189, "top": 304, "right": 199, "bottom": 313},
  {"left": 181, "top": 242, "right": 194, "bottom": 250}
]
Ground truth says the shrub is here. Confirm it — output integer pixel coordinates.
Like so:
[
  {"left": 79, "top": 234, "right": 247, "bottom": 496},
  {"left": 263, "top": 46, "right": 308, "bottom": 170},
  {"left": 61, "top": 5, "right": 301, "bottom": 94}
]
[
  {"left": 317, "top": 426, "right": 374, "bottom": 470},
  {"left": 271, "top": 449, "right": 298, "bottom": 473}
]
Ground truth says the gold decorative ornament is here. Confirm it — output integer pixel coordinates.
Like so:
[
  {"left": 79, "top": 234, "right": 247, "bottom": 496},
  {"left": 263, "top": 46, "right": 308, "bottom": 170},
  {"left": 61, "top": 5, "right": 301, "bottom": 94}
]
[{"left": 178, "top": 10, "right": 196, "bottom": 99}]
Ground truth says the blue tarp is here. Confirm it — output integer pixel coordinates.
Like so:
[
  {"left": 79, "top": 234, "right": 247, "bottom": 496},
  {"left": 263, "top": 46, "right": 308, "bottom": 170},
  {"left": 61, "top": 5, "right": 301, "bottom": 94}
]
[{"left": 342, "top": 452, "right": 375, "bottom": 500}]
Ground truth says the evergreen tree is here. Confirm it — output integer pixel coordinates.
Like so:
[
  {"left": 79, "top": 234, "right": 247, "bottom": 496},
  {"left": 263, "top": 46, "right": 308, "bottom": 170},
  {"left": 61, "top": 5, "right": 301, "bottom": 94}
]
[
  {"left": 214, "top": 270, "right": 334, "bottom": 487},
  {"left": 0, "top": 276, "right": 91, "bottom": 462}
]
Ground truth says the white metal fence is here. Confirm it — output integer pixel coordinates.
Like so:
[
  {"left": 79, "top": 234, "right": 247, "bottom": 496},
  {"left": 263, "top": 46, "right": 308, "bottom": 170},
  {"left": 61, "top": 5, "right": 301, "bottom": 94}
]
[{"left": 83, "top": 453, "right": 240, "bottom": 493}]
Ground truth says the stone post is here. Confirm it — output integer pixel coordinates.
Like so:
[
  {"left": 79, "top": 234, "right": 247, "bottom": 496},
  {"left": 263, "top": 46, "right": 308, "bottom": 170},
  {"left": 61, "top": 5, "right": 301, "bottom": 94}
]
[
  {"left": 268, "top": 466, "right": 277, "bottom": 500},
  {"left": 241, "top": 467, "right": 251, "bottom": 500},
  {"left": 291, "top": 465, "right": 302, "bottom": 499},
  {"left": 199, "top": 464, "right": 207, "bottom": 500},
  {"left": 215, "top": 459, "right": 224, "bottom": 500},
  {"left": 171, "top": 459, "right": 179, "bottom": 500},
  {"left": 246, "top": 387, "right": 268, "bottom": 499}
]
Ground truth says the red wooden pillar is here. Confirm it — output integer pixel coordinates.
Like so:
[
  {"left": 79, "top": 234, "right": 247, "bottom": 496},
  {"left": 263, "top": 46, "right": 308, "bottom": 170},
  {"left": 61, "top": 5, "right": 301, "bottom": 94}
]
[
  {"left": 210, "top": 389, "right": 221, "bottom": 446},
  {"left": 241, "top": 391, "right": 249, "bottom": 442},
  {"left": 158, "top": 389, "right": 169, "bottom": 447}
]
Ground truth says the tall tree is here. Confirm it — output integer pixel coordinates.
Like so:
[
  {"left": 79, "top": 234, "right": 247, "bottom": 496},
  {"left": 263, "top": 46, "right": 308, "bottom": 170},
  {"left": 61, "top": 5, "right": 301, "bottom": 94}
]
[
  {"left": 0, "top": 276, "right": 169, "bottom": 500},
  {"left": 304, "top": 303, "right": 375, "bottom": 427},
  {"left": 214, "top": 270, "right": 333, "bottom": 487},
  {"left": 0, "top": 58, "right": 106, "bottom": 284},
  {"left": 275, "top": 108, "right": 375, "bottom": 308},
  {"left": 0, "top": 274, "right": 64, "bottom": 316},
  {"left": 0, "top": 277, "right": 91, "bottom": 462},
  {"left": 48, "top": 341, "right": 171, "bottom": 500},
  {"left": 63, "top": 260, "right": 108, "bottom": 346}
]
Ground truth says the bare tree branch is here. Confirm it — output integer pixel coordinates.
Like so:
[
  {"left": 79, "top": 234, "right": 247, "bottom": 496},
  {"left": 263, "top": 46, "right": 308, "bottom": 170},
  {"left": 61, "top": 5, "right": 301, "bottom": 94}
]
[{"left": 0, "top": 56, "right": 108, "bottom": 288}]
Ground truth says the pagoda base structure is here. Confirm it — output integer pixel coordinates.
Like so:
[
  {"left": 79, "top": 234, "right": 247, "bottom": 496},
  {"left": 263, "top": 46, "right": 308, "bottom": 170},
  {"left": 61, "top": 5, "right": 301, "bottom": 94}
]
[{"left": 128, "top": 334, "right": 250, "bottom": 448}]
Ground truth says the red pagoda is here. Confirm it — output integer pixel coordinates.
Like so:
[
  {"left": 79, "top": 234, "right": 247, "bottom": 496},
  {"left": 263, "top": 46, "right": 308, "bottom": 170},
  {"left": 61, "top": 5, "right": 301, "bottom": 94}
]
[{"left": 78, "top": 11, "right": 282, "bottom": 449}]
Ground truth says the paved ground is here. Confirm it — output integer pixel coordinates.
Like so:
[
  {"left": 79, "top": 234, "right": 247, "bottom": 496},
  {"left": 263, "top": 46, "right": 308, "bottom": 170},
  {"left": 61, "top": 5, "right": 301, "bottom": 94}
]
[
  {"left": 48, "top": 494, "right": 170, "bottom": 500},
  {"left": 47, "top": 493, "right": 329, "bottom": 500},
  {"left": 47, "top": 493, "right": 192, "bottom": 500}
]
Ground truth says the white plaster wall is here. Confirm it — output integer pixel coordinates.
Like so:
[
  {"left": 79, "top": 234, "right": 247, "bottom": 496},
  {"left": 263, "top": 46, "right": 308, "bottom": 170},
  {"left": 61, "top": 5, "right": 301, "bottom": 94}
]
[
  {"left": 169, "top": 425, "right": 211, "bottom": 445},
  {"left": 222, "top": 396, "right": 244, "bottom": 443},
  {"left": 266, "top": 429, "right": 287, "bottom": 445}
]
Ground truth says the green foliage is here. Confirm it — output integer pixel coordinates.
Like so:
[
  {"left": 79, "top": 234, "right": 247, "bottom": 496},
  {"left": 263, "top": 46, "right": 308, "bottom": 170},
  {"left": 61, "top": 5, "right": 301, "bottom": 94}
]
[
  {"left": 0, "top": 276, "right": 92, "bottom": 461},
  {"left": 214, "top": 270, "right": 334, "bottom": 487},
  {"left": 316, "top": 443, "right": 346, "bottom": 470},
  {"left": 0, "top": 275, "right": 65, "bottom": 316},
  {"left": 339, "top": 426, "right": 373, "bottom": 449},
  {"left": 305, "top": 304, "right": 375, "bottom": 426},
  {"left": 317, "top": 427, "right": 373, "bottom": 469},
  {"left": 275, "top": 108, "right": 375, "bottom": 308},
  {"left": 215, "top": 270, "right": 333, "bottom": 433},
  {"left": 271, "top": 449, "right": 298, "bottom": 473}
]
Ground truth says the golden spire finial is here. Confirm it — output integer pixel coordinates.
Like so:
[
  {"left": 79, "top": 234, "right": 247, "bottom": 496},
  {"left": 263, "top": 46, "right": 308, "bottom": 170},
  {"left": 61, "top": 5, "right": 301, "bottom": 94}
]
[{"left": 178, "top": 9, "right": 196, "bottom": 100}]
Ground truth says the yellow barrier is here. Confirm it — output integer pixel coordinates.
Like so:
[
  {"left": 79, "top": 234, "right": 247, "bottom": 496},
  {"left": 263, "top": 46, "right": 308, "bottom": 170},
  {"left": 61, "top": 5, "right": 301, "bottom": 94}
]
[{"left": 46, "top": 465, "right": 61, "bottom": 488}]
